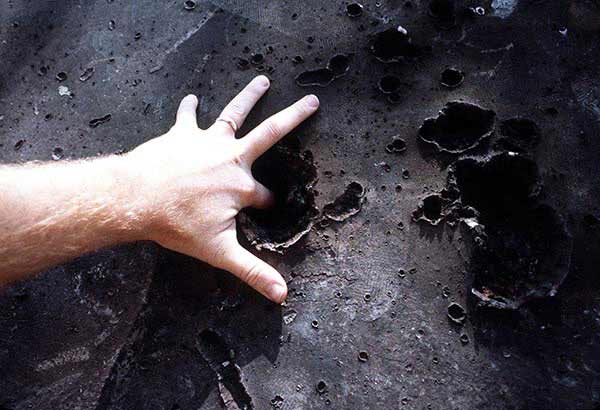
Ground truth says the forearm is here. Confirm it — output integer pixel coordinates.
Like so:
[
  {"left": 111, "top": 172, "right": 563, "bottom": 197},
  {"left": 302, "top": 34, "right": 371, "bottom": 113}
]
[{"left": 0, "top": 157, "right": 146, "bottom": 287}]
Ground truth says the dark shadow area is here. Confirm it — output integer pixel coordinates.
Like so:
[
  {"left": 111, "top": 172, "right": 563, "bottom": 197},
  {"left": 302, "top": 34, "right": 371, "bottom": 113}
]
[
  {"left": 471, "top": 219, "right": 600, "bottom": 409},
  {"left": 454, "top": 153, "right": 571, "bottom": 309},
  {"left": 0, "top": 243, "right": 157, "bottom": 410},
  {"left": 96, "top": 249, "right": 283, "bottom": 410},
  {"left": 418, "top": 101, "right": 496, "bottom": 154}
]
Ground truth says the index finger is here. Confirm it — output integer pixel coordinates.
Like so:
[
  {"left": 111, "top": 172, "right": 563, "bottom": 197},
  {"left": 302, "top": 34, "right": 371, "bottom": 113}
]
[{"left": 240, "top": 94, "right": 319, "bottom": 162}]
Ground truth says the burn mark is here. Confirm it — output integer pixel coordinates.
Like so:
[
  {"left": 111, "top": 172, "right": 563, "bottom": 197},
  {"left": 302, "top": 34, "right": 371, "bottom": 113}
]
[
  {"left": 197, "top": 329, "right": 253, "bottom": 410},
  {"left": 387, "top": 92, "right": 402, "bottom": 104},
  {"left": 316, "top": 380, "right": 328, "bottom": 394},
  {"left": 346, "top": 3, "right": 364, "bottom": 18},
  {"left": 239, "top": 145, "right": 319, "bottom": 253},
  {"left": 327, "top": 54, "right": 350, "bottom": 76},
  {"left": 295, "top": 54, "right": 350, "bottom": 87},
  {"left": 296, "top": 68, "right": 335, "bottom": 87},
  {"left": 440, "top": 68, "right": 464, "bottom": 88},
  {"left": 14, "top": 139, "right": 25, "bottom": 151},
  {"left": 237, "top": 58, "right": 250, "bottom": 70},
  {"left": 447, "top": 302, "right": 466, "bottom": 325},
  {"left": 184, "top": 0, "right": 197, "bottom": 11},
  {"left": 250, "top": 53, "right": 264, "bottom": 65},
  {"left": 378, "top": 75, "right": 401, "bottom": 94},
  {"left": 55, "top": 71, "right": 67, "bottom": 82},
  {"left": 89, "top": 114, "right": 112, "bottom": 128},
  {"left": 386, "top": 136, "right": 407, "bottom": 154},
  {"left": 451, "top": 153, "right": 572, "bottom": 309},
  {"left": 370, "top": 27, "right": 424, "bottom": 63},
  {"left": 323, "top": 181, "right": 366, "bottom": 222},
  {"left": 79, "top": 67, "right": 94, "bottom": 82},
  {"left": 412, "top": 194, "right": 444, "bottom": 225},
  {"left": 494, "top": 117, "right": 540, "bottom": 153},
  {"left": 412, "top": 186, "right": 472, "bottom": 227},
  {"left": 418, "top": 101, "right": 496, "bottom": 154}
]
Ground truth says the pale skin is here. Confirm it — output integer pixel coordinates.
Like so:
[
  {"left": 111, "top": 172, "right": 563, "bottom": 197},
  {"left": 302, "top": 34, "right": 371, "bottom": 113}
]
[{"left": 0, "top": 75, "right": 320, "bottom": 304}]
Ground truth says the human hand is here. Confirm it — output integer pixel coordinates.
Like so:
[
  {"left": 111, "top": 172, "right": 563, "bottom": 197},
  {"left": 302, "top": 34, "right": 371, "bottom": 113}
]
[{"left": 126, "top": 76, "right": 319, "bottom": 303}]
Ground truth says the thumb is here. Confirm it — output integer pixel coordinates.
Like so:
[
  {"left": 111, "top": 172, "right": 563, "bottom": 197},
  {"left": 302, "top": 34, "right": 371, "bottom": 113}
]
[
  {"left": 217, "top": 241, "right": 288, "bottom": 304},
  {"left": 175, "top": 94, "right": 199, "bottom": 128}
]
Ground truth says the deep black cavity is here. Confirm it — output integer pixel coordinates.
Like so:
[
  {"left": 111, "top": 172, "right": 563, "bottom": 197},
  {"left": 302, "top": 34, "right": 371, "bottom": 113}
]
[
  {"left": 385, "top": 136, "right": 407, "bottom": 153},
  {"left": 295, "top": 68, "right": 335, "bottom": 87},
  {"left": 55, "top": 71, "right": 67, "bottom": 81},
  {"left": 423, "top": 195, "right": 443, "bottom": 221},
  {"left": 323, "top": 181, "right": 366, "bottom": 222},
  {"left": 440, "top": 68, "right": 464, "bottom": 88},
  {"left": 370, "top": 28, "right": 422, "bottom": 62},
  {"left": 453, "top": 154, "right": 539, "bottom": 220},
  {"left": 250, "top": 53, "right": 264, "bottom": 64},
  {"left": 239, "top": 145, "right": 318, "bottom": 252},
  {"left": 197, "top": 330, "right": 253, "bottom": 410},
  {"left": 327, "top": 54, "right": 350, "bottom": 76},
  {"left": 346, "top": 3, "right": 364, "bottom": 17},
  {"left": 378, "top": 75, "right": 401, "bottom": 94},
  {"left": 447, "top": 302, "right": 466, "bottom": 324},
  {"left": 452, "top": 153, "right": 571, "bottom": 308},
  {"left": 412, "top": 194, "right": 445, "bottom": 225},
  {"left": 428, "top": 0, "right": 456, "bottom": 26},
  {"left": 418, "top": 101, "right": 495, "bottom": 153},
  {"left": 495, "top": 118, "right": 540, "bottom": 153}
]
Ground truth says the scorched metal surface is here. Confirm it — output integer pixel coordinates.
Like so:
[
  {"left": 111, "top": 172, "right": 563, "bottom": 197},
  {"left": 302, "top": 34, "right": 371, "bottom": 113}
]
[{"left": 1, "top": 0, "right": 600, "bottom": 409}]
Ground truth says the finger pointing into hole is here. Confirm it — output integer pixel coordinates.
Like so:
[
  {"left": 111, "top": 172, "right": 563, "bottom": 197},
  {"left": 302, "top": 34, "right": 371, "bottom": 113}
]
[{"left": 249, "top": 180, "right": 275, "bottom": 210}]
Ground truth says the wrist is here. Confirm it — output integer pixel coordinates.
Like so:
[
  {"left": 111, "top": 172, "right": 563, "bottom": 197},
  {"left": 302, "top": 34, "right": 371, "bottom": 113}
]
[{"left": 106, "top": 155, "right": 154, "bottom": 243}]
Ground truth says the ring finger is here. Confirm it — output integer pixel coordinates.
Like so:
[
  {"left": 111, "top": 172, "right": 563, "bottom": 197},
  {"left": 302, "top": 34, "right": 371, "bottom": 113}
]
[{"left": 211, "top": 75, "right": 271, "bottom": 136}]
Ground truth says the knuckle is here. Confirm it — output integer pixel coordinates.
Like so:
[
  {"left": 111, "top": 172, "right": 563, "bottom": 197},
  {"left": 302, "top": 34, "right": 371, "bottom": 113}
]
[
  {"left": 231, "top": 152, "right": 244, "bottom": 167},
  {"left": 263, "top": 120, "right": 281, "bottom": 139},
  {"left": 242, "top": 263, "right": 263, "bottom": 287},
  {"left": 237, "top": 176, "right": 257, "bottom": 197},
  {"left": 231, "top": 145, "right": 249, "bottom": 167},
  {"left": 228, "top": 102, "right": 245, "bottom": 118}
]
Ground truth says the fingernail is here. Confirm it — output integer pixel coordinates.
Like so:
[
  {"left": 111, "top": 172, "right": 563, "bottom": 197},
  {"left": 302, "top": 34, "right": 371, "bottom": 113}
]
[
  {"left": 305, "top": 94, "right": 320, "bottom": 108},
  {"left": 269, "top": 283, "right": 287, "bottom": 304},
  {"left": 185, "top": 94, "right": 198, "bottom": 103},
  {"left": 257, "top": 75, "right": 270, "bottom": 87}
]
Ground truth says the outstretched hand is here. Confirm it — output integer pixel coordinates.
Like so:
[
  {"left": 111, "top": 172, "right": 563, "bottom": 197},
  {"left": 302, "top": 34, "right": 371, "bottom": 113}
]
[{"left": 127, "top": 76, "right": 319, "bottom": 303}]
